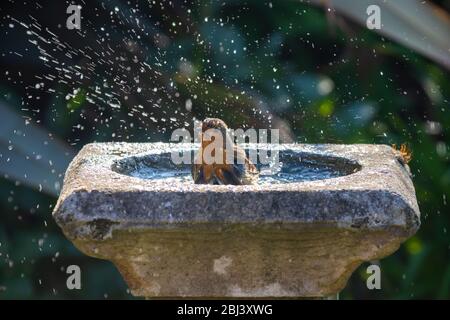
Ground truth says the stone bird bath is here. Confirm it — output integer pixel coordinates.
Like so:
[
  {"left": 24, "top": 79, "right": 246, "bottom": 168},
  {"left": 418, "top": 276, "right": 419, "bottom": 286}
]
[{"left": 53, "top": 143, "right": 420, "bottom": 298}]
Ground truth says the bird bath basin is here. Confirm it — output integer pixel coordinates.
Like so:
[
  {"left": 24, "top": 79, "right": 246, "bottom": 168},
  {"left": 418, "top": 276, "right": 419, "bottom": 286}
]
[
  {"left": 110, "top": 148, "right": 361, "bottom": 185},
  {"left": 53, "top": 142, "right": 420, "bottom": 298}
]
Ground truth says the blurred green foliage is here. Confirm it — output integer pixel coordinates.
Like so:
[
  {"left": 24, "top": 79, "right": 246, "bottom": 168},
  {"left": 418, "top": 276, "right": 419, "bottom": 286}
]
[{"left": 0, "top": 0, "right": 449, "bottom": 299}]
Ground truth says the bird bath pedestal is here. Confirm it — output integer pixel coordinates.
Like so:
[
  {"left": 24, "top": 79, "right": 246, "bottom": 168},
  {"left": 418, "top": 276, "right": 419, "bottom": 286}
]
[{"left": 53, "top": 143, "right": 420, "bottom": 298}]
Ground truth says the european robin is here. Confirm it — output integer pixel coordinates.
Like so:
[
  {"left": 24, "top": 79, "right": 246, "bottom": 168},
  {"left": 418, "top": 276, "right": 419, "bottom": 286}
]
[{"left": 191, "top": 118, "right": 259, "bottom": 185}]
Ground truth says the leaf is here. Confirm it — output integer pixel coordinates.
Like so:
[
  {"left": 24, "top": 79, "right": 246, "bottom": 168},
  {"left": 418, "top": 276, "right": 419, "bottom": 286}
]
[
  {"left": 0, "top": 101, "right": 76, "bottom": 197},
  {"left": 305, "top": 0, "right": 450, "bottom": 70}
]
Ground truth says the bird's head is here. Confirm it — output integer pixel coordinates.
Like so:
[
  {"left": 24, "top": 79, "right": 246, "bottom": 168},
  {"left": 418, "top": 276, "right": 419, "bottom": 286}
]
[
  {"left": 202, "top": 118, "right": 228, "bottom": 132},
  {"left": 201, "top": 118, "right": 231, "bottom": 149}
]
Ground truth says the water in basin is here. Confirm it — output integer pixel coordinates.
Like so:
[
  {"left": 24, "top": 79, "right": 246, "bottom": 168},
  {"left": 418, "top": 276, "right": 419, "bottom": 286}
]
[{"left": 112, "top": 149, "right": 360, "bottom": 185}]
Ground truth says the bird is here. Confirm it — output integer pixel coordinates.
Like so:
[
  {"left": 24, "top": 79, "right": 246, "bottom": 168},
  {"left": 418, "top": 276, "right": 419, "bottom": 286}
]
[
  {"left": 392, "top": 143, "right": 412, "bottom": 165},
  {"left": 191, "top": 118, "right": 259, "bottom": 185}
]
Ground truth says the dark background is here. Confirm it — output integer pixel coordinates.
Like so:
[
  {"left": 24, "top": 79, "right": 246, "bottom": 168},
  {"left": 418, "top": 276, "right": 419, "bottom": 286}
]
[{"left": 0, "top": 0, "right": 449, "bottom": 299}]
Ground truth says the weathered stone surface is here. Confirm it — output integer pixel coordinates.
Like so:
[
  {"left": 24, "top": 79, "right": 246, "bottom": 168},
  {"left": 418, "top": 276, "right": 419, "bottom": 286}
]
[{"left": 52, "top": 143, "right": 420, "bottom": 298}]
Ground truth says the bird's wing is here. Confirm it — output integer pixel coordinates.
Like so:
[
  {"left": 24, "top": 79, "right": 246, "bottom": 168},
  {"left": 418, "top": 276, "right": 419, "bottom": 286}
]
[
  {"left": 220, "top": 146, "right": 259, "bottom": 185},
  {"left": 218, "top": 167, "right": 242, "bottom": 185},
  {"left": 234, "top": 146, "right": 258, "bottom": 174}
]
